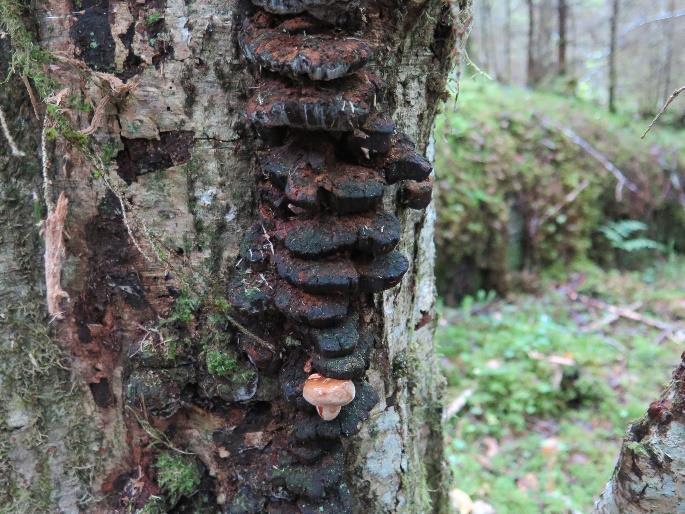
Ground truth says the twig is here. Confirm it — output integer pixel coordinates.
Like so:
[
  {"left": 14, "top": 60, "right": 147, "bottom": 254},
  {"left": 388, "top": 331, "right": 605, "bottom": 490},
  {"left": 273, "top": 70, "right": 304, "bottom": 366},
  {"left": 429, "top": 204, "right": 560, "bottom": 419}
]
[
  {"left": 0, "top": 106, "right": 26, "bottom": 156},
  {"left": 642, "top": 85, "right": 685, "bottom": 138},
  {"left": 581, "top": 302, "right": 642, "bottom": 332},
  {"left": 126, "top": 406, "right": 194, "bottom": 455},
  {"left": 442, "top": 387, "right": 474, "bottom": 421}
]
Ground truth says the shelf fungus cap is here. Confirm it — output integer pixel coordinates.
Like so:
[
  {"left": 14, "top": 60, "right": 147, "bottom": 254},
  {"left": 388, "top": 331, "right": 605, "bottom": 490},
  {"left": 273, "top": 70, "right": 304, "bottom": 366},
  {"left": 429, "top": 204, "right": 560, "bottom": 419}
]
[{"left": 302, "top": 373, "right": 355, "bottom": 420}]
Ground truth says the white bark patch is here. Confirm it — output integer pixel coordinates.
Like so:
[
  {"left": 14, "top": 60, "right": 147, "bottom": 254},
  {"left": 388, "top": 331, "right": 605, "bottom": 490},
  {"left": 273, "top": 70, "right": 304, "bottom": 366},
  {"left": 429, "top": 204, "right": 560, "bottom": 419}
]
[
  {"left": 166, "top": 0, "right": 192, "bottom": 61},
  {"left": 110, "top": 0, "right": 134, "bottom": 72},
  {"left": 118, "top": 66, "right": 189, "bottom": 138},
  {"left": 355, "top": 408, "right": 405, "bottom": 512}
]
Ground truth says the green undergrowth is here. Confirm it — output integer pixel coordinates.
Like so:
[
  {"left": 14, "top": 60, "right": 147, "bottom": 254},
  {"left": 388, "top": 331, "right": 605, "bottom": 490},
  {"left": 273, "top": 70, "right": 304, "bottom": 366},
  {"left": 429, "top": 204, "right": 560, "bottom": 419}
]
[
  {"left": 435, "top": 77, "right": 685, "bottom": 301},
  {"left": 439, "top": 257, "right": 685, "bottom": 513}
]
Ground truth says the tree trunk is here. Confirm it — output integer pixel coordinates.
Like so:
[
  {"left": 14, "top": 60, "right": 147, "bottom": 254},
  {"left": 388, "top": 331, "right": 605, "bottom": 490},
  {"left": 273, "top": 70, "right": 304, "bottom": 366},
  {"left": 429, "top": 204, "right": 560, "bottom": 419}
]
[
  {"left": 557, "top": 0, "right": 567, "bottom": 76},
  {"left": 594, "top": 354, "right": 685, "bottom": 513},
  {"left": 505, "top": 0, "right": 512, "bottom": 83},
  {"left": 527, "top": 0, "right": 537, "bottom": 86},
  {"left": 661, "top": 0, "right": 676, "bottom": 103},
  {"left": 608, "top": 0, "right": 620, "bottom": 112},
  {"left": 1, "top": 0, "right": 473, "bottom": 512}
]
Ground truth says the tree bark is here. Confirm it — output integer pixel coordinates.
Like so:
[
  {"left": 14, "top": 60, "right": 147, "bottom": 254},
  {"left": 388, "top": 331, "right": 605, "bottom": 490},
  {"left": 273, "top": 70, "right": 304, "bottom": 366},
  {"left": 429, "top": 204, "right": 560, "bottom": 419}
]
[
  {"left": 594, "top": 354, "right": 685, "bottom": 513},
  {"left": 1, "top": 0, "right": 473, "bottom": 512},
  {"left": 608, "top": 0, "right": 620, "bottom": 112}
]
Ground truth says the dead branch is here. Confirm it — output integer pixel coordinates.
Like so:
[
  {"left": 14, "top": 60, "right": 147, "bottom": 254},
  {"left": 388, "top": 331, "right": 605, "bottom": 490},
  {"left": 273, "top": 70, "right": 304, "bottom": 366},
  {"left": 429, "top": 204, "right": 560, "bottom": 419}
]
[
  {"left": 537, "top": 116, "right": 639, "bottom": 200},
  {"left": 44, "top": 192, "right": 69, "bottom": 320},
  {"left": 567, "top": 290, "right": 684, "bottom": 341},
  {"left": 642, "top": 85, "right": 685, "bottom": 138},
  {"left": 581, "top": 302, "right": 642, "bottom": 332}
]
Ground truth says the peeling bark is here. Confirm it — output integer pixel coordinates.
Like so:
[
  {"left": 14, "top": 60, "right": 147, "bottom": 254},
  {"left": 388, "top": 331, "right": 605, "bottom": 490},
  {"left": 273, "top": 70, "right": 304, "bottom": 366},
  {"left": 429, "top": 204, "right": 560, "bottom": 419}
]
[{"left": 1, "top": 0, "right": 472, "bottom": 512}]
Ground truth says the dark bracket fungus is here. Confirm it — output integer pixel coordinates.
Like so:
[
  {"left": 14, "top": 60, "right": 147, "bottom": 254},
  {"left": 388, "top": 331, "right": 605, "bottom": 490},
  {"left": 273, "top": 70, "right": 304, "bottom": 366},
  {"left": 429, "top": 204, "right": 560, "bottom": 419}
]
[
  {"left": 240, "top": 13, "right": 373, "bottom": 81},
  {"left": 280, "top": 211, "right": 402, "bottom": 258},
  {"left": 399, "top": 177, "right": 434, "bottom": 210},
  {"left": 210, "top": 2, "right": 437, "bottom": 510},
  {"left": 245, "top": 72, "right": 382, "bottom": 131},
  {"left": 251, "top": 0, "right": 360, "bottom": 25}
]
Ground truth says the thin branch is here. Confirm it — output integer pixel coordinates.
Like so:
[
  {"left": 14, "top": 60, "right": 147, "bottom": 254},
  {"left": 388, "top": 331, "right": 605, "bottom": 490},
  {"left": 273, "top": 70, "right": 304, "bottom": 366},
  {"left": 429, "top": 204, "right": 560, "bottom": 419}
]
[
  {"left": 642, "top": 85, "right": 685, "bottom": 138},
  {"left": 0, "top": 105, "right": 25, "bottom": 156},
  {"left": 21, "top": 74, "right": 41, "bottom": 120}
]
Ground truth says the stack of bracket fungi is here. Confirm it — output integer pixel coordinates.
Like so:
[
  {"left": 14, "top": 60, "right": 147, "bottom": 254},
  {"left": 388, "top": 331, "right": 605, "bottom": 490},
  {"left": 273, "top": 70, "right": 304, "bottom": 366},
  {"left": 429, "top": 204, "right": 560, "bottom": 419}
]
[{"left": 227, "top": 2, "right": 433, "bottom": 511}]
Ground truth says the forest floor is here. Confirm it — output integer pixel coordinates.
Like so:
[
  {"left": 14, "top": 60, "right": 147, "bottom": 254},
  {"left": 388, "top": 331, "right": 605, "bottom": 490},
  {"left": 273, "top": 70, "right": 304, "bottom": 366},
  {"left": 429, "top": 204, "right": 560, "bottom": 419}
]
[{"left": 438, "top": 257, "right": 685, "bottom": 514}]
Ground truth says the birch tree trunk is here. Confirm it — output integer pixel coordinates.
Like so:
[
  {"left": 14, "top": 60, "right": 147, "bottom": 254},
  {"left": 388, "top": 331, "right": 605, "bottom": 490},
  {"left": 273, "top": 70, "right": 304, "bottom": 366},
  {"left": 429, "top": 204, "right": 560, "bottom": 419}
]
[
  {"left": 594, "top": 354, "right": 685, "bottom": 513},
  {"left": 0, "top": 0, "right": 472, "bottom": 512}
]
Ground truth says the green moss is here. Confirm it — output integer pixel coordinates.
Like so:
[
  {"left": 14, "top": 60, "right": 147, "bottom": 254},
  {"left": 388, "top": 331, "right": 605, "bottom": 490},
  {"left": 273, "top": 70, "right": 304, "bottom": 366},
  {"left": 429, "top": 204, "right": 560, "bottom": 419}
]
[
  {"left": 205, "top": 350, "right": 237, "bottom": 376},
  {"left": 439, "top": 258, "right": 685, "bottom": 513},
  {"left": 0, "top": 305, "right": 100, "bottom": 512},
  {"left": 144, "top": 10, "right": 164, "bottom": 26},
  {"left": 0, "top": 0, "right": 55, "bottom": 98},
  {"left": 155, "top": 453, "right": 201, "bottom": 503},
  {"left": 138, "top": 496, "right": 166, "bottom": 514}
]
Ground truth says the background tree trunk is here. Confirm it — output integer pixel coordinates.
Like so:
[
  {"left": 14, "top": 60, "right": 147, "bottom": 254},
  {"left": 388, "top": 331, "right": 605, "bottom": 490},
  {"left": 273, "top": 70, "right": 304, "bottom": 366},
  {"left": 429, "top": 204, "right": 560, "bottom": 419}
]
[
  {"left": 505, "top": 0, "right": 512, "bottom": 83},
  {"left": 594, "top": 354, "right": 685, "bottom": 513},
  {"left": 558, "top": 0, "right": 568, "bottom": 76},
  {"left": 608, "top": 0, "right": 620, "bottom": 112},
  {"left": 527, "top": 0, "right": 537, "bottom": 86},
  {"left": 0, "top": 0, "right": 473, "bottom": 512},
  {"left": 660, "top": 0, "right": 676, "bottom": 102}
]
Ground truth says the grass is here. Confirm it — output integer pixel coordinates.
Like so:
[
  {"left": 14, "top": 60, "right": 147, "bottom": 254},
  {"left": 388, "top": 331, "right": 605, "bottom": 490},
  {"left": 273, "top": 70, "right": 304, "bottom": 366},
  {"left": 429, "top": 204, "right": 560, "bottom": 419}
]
[{"left": 438, "top": 257, "right": 685, "bottom": 514}]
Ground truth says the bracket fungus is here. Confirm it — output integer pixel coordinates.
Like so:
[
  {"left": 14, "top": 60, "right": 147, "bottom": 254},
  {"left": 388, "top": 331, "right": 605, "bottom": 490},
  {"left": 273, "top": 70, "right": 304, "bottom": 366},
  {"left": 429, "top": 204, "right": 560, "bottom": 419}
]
[
  {"left": 217, "top": 1, "right": 437, "bottom": 507},
  {"left": 302, "top": 373, "right": 355, "bottom": 420}
]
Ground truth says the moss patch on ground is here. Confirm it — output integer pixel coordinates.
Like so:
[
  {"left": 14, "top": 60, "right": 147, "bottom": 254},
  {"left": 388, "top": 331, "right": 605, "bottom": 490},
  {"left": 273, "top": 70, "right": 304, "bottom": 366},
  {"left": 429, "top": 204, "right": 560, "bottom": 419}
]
[{"left": 435, "top": 78, "right": 685, "bottom": 301}]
